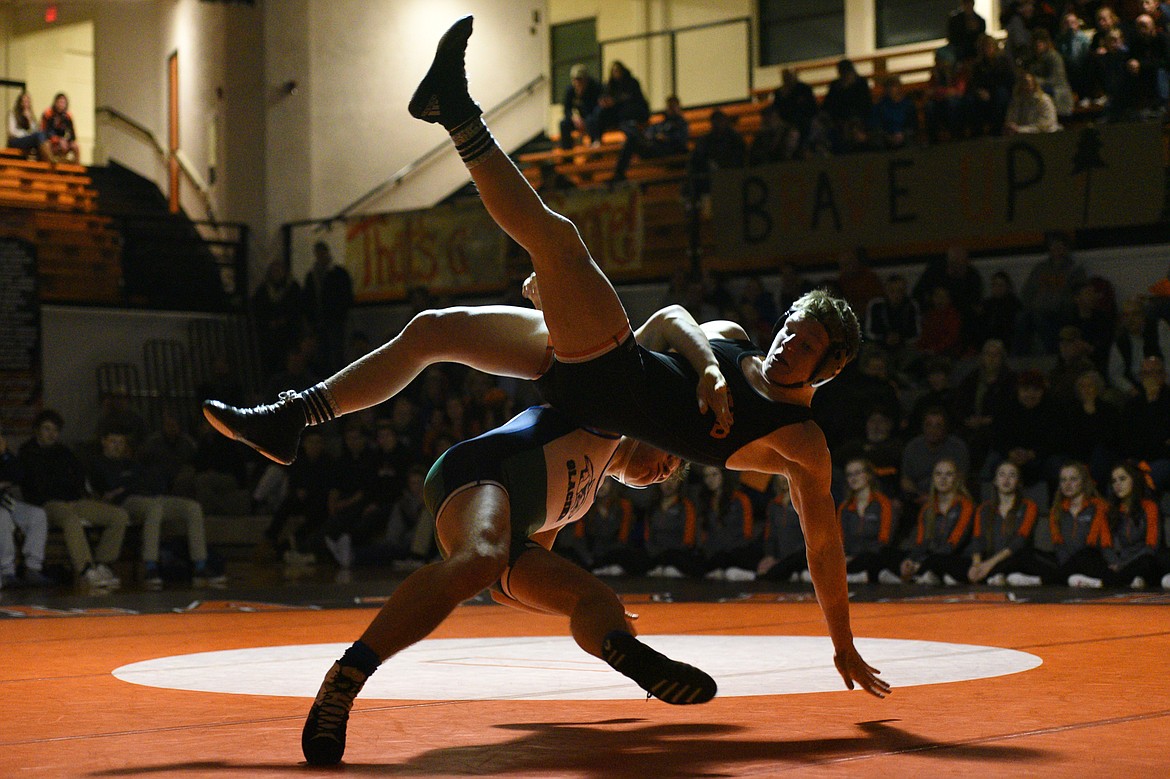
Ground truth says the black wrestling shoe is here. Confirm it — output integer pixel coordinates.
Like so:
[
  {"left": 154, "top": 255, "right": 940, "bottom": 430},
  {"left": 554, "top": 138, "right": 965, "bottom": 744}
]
[
  {"left": 601, "top": 631, "right": 717, "bottom": 705},
  {"left": 302, "top": 662, "right": 369, "bottom": 766},
  {"left": 202, "top": 392, "right": 306, "bottom": 466},
  {"left": 408, "top": 15, "right": 482, "bottom": 130}
]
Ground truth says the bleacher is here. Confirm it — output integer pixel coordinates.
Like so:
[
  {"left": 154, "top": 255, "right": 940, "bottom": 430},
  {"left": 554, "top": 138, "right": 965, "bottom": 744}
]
[{"left": 0, "top": 147, "right": 122, "bottom": 303}]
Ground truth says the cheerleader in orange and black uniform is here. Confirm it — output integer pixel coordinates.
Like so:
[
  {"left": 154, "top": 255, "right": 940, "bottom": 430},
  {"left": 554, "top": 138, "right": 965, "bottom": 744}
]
[
  {"left": 1096, "top": 461, "right": 1161, "bottom": 589},
  {"left": 837, "top": 458, "right": 901, "bottom": 585},
  {"left": 1047, "top": 461, "right": 1112, "bottom": 588},
  {"left": 969, "top": 460, "right": 1039, "bottom": 586},
  {"left": 899, "top": 458, "right": 976, "bottom": 585},
  {"left": 757, "top": 475, "right": 808, "bottom": 582}
]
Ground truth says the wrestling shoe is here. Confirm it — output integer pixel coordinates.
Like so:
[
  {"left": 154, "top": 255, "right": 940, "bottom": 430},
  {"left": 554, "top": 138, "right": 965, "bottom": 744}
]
[
  {"left": 601, "top": 630, "right": 716, "bottom": 705},
  {"left": 302, "top": 661, "right": 368, "bottom": 766},
  {"left": 408, "top": 15, "right": 482, "bottom": 130},
  {"left": 202, "top": 392, "right": 307, "bottom": 465}
]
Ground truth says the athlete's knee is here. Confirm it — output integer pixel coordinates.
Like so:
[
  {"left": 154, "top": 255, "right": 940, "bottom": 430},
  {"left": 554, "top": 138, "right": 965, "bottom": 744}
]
[
  {"left": 444, "top": 544, "right": 509, "bottom": 597},
  {"left": 408, "top": 306, "right": 479, "bottom": 343}
]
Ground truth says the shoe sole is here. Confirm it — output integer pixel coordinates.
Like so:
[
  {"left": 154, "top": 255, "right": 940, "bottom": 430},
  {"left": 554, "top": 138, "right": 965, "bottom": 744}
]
[
  {"left": 407, "top": 15, "right": 474, "bottom": 122},
  {"left": 202, "top": 402, "right": 295, "bottom": 465}
]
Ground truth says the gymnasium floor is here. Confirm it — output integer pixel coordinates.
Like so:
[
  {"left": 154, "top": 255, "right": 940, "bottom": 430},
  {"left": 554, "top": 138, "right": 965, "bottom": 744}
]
[{"left": 2, "top": 566, "right": 1168, "bottom": 778}]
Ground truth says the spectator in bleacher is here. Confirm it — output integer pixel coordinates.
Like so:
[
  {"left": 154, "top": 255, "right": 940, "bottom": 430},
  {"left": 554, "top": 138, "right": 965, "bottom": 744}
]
[
  {"left": 7, "top": 91, "right": 53, "bottom": 163},
  {"left": 1127, "top": 13, "right": 1170, "bottom": 113},
  {"left": 869, "top": 75, "right": 918, "bottom": 150},
  {"left": 989, "top": 369, "right": 1058, "bottom": 491},
  {"left": 969, "top": 460, "right": 1040, "bottom": 585},
  {"left": 865, "top": 273, "right": 921, "bottom": 373},
  {"left": 1047, "top": 326, "right": 1100, "bottom": 408},
  {"left": 980, "top": 270, "right": 1023, "bottom": 351},
  {"left": 901, "top": 407, "right": 971, "bottom": 509},
  {"left": 1060, "top": 281, "right": 1115, "bottom": 369},
  {"left": 1142, "top": 0, "right": 1170, "bottom": 31},
  {"left": 913, "top": 245, "right": 985, "bottom": 352},
  {"left": 908, "top": 358, "right": 957, "bottom": 432},
  {"left": 1046, "top": 461, "right": 1111, "bottom": 586},
  {"left": 766, "top": 67, "right": 818, "bottom": 151},
  {"left": 610, "top": 94, "right": 688, "bottom": 184},
  {"left": 964, "top": 34, "right": 1016, "bottom": 135},
  {"left": 321, "top": 420, "right": 379, "bottom": 572},
  {"left": 18, "top": 409, "right": 128, "bottom": 590},
  {"left": 586, "top": 60, "right": 650, "bottom": 144},
  {"left": 0, "top": 423, "right": 52, "bottom": 588},
  {"left": 917, "top": 286, "right": 964, "bottom": 359},
  {"left": 1059, "top": 11, "right": 1096, "bottom": 103},
  {"left": 94, "top": 384, "right": 147, "bottom": 451},
  {"left": 695, "top": 466, "right": 760, "bottom": 581},
  {"left": 251, "top": 258, "right": 304, "bottom": 380},
  {"left": 1100, "top": 461, "right": 1161, "bottom": 588},
  {"left": 356, "top": 464, "right": 435, "bottom": 569},
  {"left": 1004, "top": 71, "right": 1063, "bottom": 133},
  {"left": 737, "top": 275, "right": 779, "bottom": 329},
  {"left": 581, "top": 478, "right": 647, "bottom": 577},
  {"left": 849, "top": 347, "right": 904, "bottom": 432},
  {"left": 1108, "top": 296, "right": 1170, "bottom": 396},
  {"left": 88, "top": 430, "right": 222, "bottom": 590},
  {"left": 686, "top": 108, "right": 746, "bottom": 199},
  {"left": 1003, "top": 0, "right": 1041, "bottom": 65},
  {"left": 559, "top": 63, "right": 602, "bottom": 150},
  {"left": 182, "top": 415, "right": 252, "bottom": 516},
  {"left": 756, "top": 475, "right": 808, "bottom": 582},
  {"left": 261, "top": 427, "right": 331, "bottom": 564},
  {"left": 924, "top": 47, "right": 968, "bottom": 143},
  {"left": 947, "top": 0, "right": 988, "bottom": 63},
  {"left": 1120, "top": 355, "right": 1170, "bottom": 490},
  {"left": 835, "top": 247, "right": 884, "bottom": 317},
  {"left": 137, "top": 406, "right": 198, "bottom": 498},
  {"left": 1091, "top": 27, "right": 1145, "bottom": 120},
  {"left": 899, "top": 458, "right": 976, "bottom": 585},
  {"left": 302, "top": 241, "right": 354, "bottom": 377},
  {"left": 1060, "top": 369, "right": 1122, "bottom": 486},
  {"left": 838, "top": 458, "right": 901, "bottom": 585},
  {"left": 1020, "top": 232, "right": 1087, "bottom": 354},
  {"left": 643, "top": 477, "right": 702, "bottom": 578},
  {"left": 1028, "top": 28, "right": 1077, "bottom": 117},
  {"left": 749, "top": 108, "right": 804, "bottom": 165},
  {"left": 953, "top": 338, "right": 1017, "bottom": 470},
  {"left": 775, "top": 262, "right": 814, "bottom": 312},
  {"left": 40, "top": 92, "right": 78, "bottom": 163},
  {"left": 1090, "top": 5, "right": 1123, "bottom": 52},
  {"left": 837, "top": 408, "right": 905, "bottom": 501},
  {"left": 820, "top": 58, "right": 872, "bottom": 153}
]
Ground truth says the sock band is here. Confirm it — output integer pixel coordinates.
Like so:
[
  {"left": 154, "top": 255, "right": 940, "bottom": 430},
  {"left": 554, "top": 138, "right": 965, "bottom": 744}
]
[
  {"left": 301, "top": 383, "right": 339, "bottom": 426},
  {"left": 450, "top": 118, "right": 496, "bottom": 168},
  {"left": 340, "top": 640, "right": 381, "bottom": 676}
]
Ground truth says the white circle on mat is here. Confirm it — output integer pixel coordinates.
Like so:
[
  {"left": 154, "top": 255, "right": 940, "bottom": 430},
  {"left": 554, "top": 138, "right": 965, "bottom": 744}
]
[{"left": 113, "top": 636, "right": 1040, "bottom": 700}]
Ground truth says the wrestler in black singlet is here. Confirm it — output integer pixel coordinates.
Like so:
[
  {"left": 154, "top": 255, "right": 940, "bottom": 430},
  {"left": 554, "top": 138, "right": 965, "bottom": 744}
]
[{"left": 536, "top": 337, "right": 813, "bottom": 467}]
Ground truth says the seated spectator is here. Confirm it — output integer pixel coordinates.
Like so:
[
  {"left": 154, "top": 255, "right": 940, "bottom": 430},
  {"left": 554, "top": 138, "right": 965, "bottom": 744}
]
[
  {"left": 1004, "top": 71, "right": 1062, "bottom": 133},
  {"left": 964, "top": 34, "right": 1016, "bottom": 135},
  {"left": 1120, "top": 355, "right": 1170, "bottom": 491},
  {"left": 901, "top": 407, "right": 971, "bottom": 508},
  {"left": 611, "top": 94, "right": 688, "bottom": 183},
  {"left": 178, "top": 416, "right": 253, "bottom": 516},
  {"left": 686, "top": 109, "right": 746, "bottom": 198},
  {"left": 1096, "top": 461, "right": 1161, "bottom": 588},
  {"left": 321, "top": 421, "right": 380, "bottom": 572},
  {"left": 1090, "top": 5, "right": 1122, "bottom": 52},
  {"left": 749, "top": 108, "right": 804, "bottom": 166},
  {"left": 738, "top": 275, "right": 779, "bottom": 329},
  {"left": 262, "top": 428, "right": 332, "bottom": 564},
  {"left": 835, "top": 247, "right": 884, "bottom": 317},
  {"left": 970, "top": 461, "right": 1040, "bottom": 585},
  {"left": 1058, "top": 11, "right": 1096, "bottom": 103},
  {"left": 953, "top": 339, "right": 1016, "bottom": 468},
  {"left": 1048, "top": 327, "right": 1099, "bottom": 409},
  {"left": 913, "top": 245, "right": 985, "bottom": 352},
  {"left": 1091, "top": 28, "right": 1143, "bottom": 120},
  {"left": 696, "top": 467, "right": 760, "bottom": 581},
  {"left": 819, "top": 58, "right": 872, "bottom": 153},
  {"left": 1029, "top": 28, "right": 1076, "bottom": 116},
  {"left": 580, "top": 478, "right": 647, "bottom": 577},
  {"left": 981, "top": 270, "right": 1022, "bottom": 351},
  {"left": 1020, "top": 232, "right": 1087, "bottom": 354},
  {"left": 94, "top": 384, "right": 147, "bottom": 451},
  {"left": 766, "top": 67, "right": 818, "bottom": 151},
  {"left": 756, "top": 475, "right": 808, "bottom": 582},
  {"left": 7, "top": 91, "right": 53, "bottom": 162},
  {"left": 40, "top": 92, "right": 79, "bottom": 162},
  {"left": 899, "top": 458, "right": 976, "bottom": 584},
  {"left": 923, "top": 47, "right": 968, "bottom": 142},
  {"left": 865, "top": 273, "right": 921, "bottom": 373},
  {"left": 137, "top": 407, "right": 198, "bottom": 496},
  {"left": 989, "top": 369, "right": 1059, "bottom": 490},
  {"left": 559, "top": 63, "right": 602, "bottom": 150},
  {"left": 0, "top": 424, "right": 52, "bottom": 587},
  {"left": 869, "top": 75, "right": 918, "bottom": 150},
  {"left": 917, "top": 286, "right": 964, "bottom": 359},
  {"left": 643, "top": 477, "right": 702, "bottom": 578},
  {"left": 1040, "top": 461, "right": 1111, "bottom": 586},
  {"left": 18, "top": 409, "right": 128, "bottom": 590},
  {"left": 586, "top": 60, "right": 650, "bottom": 143},
  {"left": 356, "top": 464, "right": 435, "bottom": 569},
  {"left": 837, "top": 408, "right": 905, "bottom": 500},
  {"left": 1128, "top": 13, "right": 1170, "bottom": 113},
  {"left": 838, "top": 458, "right": 901, "bottom": 585},
  {"left": 1108, "top": 296, "right": 1170, "bottom": 397},
  {"left": 947, "top": 0, "right": 988, "bottom": 63},
  {"left": 88, "top": 430, "right": 224, "bottom": 590},
  {"left": 1002, "top": 0, "right": 1039, "bottom": 65}
]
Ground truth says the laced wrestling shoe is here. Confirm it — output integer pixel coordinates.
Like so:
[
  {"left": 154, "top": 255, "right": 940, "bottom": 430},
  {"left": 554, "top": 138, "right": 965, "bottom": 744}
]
[
  {"left": 408, "top": 15, "right": 482, "bottom": 130},
  {"left": 601, "top": 630, "right": 716, "bottom": 705},
  {"left": 203, "top": 392, "right": 306, "bottom": 465},
  {"left": 302, "top": 662, "right": 369, "bottom": 766}
]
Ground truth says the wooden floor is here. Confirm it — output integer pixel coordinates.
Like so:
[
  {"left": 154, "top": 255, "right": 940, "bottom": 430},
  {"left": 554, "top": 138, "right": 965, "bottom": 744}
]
[{"left": 2, "top": 579, "right": 1168, "bottom": 778}]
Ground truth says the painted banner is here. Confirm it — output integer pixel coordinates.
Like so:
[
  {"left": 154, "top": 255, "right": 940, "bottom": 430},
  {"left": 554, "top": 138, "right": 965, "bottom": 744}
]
[
  {"left": 712, "top": 122, "right": 1166, "bottom": 261},
  {"left": 345, "top": 187, "right": 643, "bottom": 301},
  {"left": 0, "top": 237, "right": 41, "bottom": 439}
]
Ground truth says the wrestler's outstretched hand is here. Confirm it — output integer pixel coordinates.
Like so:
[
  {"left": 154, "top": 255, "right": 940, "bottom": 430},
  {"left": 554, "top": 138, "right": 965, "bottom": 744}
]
[
  {"left": 833, "top": 643, "right": 891, "bottom": 699},
  {"left": 697, "top": 364, "right": 734, "bottom": 436}
]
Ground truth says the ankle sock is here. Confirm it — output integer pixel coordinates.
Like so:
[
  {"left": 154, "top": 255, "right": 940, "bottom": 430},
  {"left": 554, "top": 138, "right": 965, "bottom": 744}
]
[
  {"left": 450, "top": 117, "right": 496, "bottom": 168},
  {"left": 300, "top": 382, "right": 340, "bottom": 426},
  {"left": 339, "top": 640, "right": 380, "bottom": 677}
]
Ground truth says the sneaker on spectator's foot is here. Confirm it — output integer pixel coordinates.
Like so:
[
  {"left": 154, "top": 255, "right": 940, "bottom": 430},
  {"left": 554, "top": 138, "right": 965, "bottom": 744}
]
[
  {"left": 916, "top": 570, "right": 941, "bottom": 586},
  {"left": 302, "top": 661, "right": 369, "bottom": 766},
  {"left": 601, "top": 630, "right": 716, "bottom": 705},
  {"left": 704, "top": 568, "right": 725, "bottom": 581},
  {"left": 1006, "top": 572, "right": 1042, "bottom": 587},
  {"left": 203, "top": 392, "right": 307, "bottom": 466},
  {"left": 647, "top": 565, "right": 665, "bottom": 577},
  {"left": 407, "top": 16, "right": 482, "bottom": 131},
  {"left": 724, "top": 567, "right": 756, "bottom": 582},
  {"left": 1162, "top": 573, "right": 1170, "bottom": 589},
  {"left": 877, "top": 569, "right": 902, "bottom": 585},
  {"left": 799, "top": 569, "right": 813, "bottom": 584},
  {"left": 193, "top": 572, "right": 228, "bottom": 589},
  {"left": 660, "top": 565, "right": 684, "bottom": 578},
  {"left": 846, "top": 571, "right": 869, "bottom": 585},
  {"left": 986, "top": 573, "right": 1006, "bottom": 587},
  {"left": 1129, "top": 576, "right": 1146, "bottom": 590},
  {"left": 95, "top": 563, "right": 121, "bottom": 589},
  {"left": 80, "top": 565, "right": 113, "bottom": 591},
  {"left": 942, "top": 573, "right": 961, "bottom": 587},
  {"left": 142, "top": 570, "right": 163, "bottom": 591},
  {"left": 325, "top": 534, "right": 354, "bottom": 569},
  {"left": 1068, "top": 573, "right": 1103, "bottom": 588}
]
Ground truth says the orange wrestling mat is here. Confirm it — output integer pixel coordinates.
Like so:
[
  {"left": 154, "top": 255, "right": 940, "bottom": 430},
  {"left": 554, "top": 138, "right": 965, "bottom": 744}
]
[{"left": 2, "top": 599, "right": 1168, "bottom": 777}]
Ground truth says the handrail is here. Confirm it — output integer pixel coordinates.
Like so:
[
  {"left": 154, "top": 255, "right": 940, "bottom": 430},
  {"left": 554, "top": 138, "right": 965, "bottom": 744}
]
[
  {"left": 0, "top": 78, "right": 27, "bottom": 91},
  {"left": 95, "top": 105, "right": 217, "bottom": 223},
  {"left": 326, "top": 72, "right": 548, "bottom": 224}
]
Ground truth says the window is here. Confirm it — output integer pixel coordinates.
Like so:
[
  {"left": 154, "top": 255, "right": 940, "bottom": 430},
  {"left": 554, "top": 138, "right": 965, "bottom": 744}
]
[
  {"left": 758, "top": 0, "right": 845, "bottom": 66},
  {"left": 876, "top": 0, "right": 953, "bottom": 49},
  {"left": 550, "top": 18, "right": 599, "bottom": 104}
]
